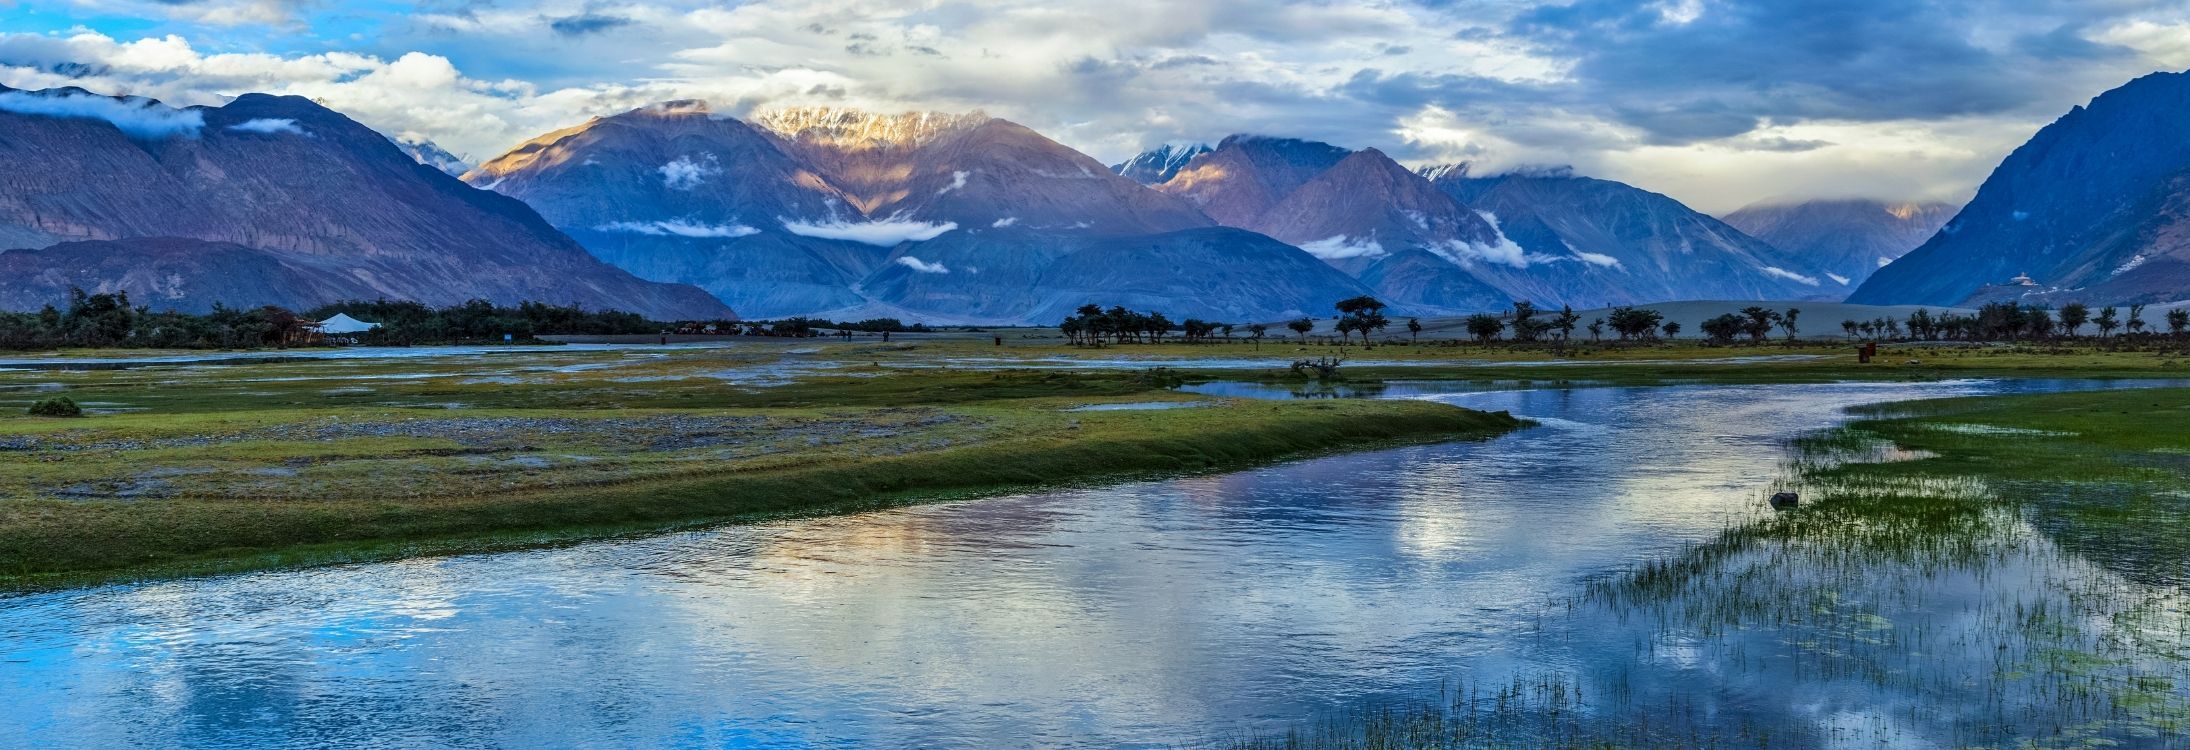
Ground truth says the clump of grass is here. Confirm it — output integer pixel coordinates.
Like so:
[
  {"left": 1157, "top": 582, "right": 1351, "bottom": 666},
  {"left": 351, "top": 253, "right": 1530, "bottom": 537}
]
[{"left": 26, "top": 395, "right": 81, "bottom": 417}]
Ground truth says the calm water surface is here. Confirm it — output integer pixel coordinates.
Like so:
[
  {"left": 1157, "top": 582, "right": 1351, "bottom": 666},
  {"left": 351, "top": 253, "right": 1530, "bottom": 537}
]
[{"left": 0, "top": 379, "right": 2167, "bottom": 748}]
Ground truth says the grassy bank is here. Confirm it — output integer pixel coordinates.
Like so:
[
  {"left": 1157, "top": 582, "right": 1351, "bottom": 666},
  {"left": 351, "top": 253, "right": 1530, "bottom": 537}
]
[{"left": 0, "top": 390, "right": 1521, "bottom": 589}]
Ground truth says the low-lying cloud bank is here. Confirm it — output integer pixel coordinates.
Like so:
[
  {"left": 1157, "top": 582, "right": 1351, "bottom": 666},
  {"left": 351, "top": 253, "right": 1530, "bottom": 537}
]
[
  {"left": 0, "top": 90, "right": 203, "bottom": 138},
  {"left": 596, "top": 219, "right": 760, "bottom": 238},
  {"left": 783, "top": 218, "right": 957, "bottom": 246}
]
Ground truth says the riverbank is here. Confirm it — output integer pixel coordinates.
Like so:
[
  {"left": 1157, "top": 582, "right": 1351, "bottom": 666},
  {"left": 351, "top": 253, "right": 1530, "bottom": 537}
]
[{"left": 0, "top": 380, "right": 1522, "bottom": 589}]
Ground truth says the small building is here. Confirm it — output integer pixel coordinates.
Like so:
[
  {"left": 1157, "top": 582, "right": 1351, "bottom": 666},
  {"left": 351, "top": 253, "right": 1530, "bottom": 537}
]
[{"left": 317, "top": 313, "right": 382, "bottom": 334}]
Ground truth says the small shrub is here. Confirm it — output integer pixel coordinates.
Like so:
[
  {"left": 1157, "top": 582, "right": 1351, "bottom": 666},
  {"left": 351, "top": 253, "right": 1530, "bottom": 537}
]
[{"left": 28, "top": 396, "right": 82, "bottom": 417}]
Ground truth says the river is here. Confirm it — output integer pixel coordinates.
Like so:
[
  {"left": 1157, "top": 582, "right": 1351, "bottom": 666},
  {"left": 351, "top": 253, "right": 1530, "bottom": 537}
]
[{"left": 0, "top": 378, "right": 2168, "bottom": 748}]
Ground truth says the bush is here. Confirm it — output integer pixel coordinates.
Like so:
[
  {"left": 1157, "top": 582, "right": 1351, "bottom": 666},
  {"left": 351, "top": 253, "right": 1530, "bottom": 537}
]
[{"left": 28, "top": 396, "right": 83, "bottom": 417}]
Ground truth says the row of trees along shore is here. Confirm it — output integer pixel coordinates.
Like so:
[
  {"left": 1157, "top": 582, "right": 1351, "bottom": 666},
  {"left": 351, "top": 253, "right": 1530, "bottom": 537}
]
[
  {"left": 1058, "top": 297, "right": 2190, "bottom": 349},
  {"left": 0, "top": 289, "right": 932, "bottom": 350}
]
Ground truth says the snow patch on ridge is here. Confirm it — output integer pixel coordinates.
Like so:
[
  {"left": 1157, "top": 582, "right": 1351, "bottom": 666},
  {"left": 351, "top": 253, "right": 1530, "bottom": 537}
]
[
  {"left": 1759, "top": 266, "right": 1821, "bottom": 286},
  {"left": 1299, "top": 235, "right": 1387, "bottom": 261},
  {"left": 1826, "top": 272, "right": 1851, "bottom": 285},
  {"left": 992, "top": 217, "right": 1019, "bottom": 228},
  {"left": 784, "top": 217, "right": 957, "bottom": 245},
  {"left": 0, "top": 90, "right": 203, "bottom": 139},
  {"left": 895, "top": 256, "right": 950, "bottom": 274},
  {"left": 597, "top": 219, "right": 759, "bottom": 238}
]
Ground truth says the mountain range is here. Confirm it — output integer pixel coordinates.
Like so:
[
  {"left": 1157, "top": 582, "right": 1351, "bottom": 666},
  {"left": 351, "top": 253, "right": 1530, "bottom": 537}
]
[
  {"left": 1723, "top": 199, "right": 1954, "bottom": 289},
  {"left": 465, "top": 103, "right": 1370, "bottom": 324},
  {"left": 1852, "top": 70, "right": 2190, "bottom": 307},
  {"left": 14, "top": 68, "right": 2190, "bottom": 324},
  {"left": 0, "top": 84, "right": 730, "bottom": 319}
]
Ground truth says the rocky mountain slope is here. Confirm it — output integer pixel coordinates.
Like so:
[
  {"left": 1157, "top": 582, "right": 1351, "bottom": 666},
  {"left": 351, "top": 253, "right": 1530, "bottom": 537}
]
[
  {"left": 1852, "top": 71, "right": 2190, "bottom": 307},
  {"left": 1149, "top": 137, "right": 1514, "bottom": 312},
  {"left": 1422, "top": 165, "right": 1839, "bottom": 307},
  {"left": 473, "top": 105, "right": 1375, "bottom": 323},
  {"left": 1722, "top": 198, "right": 1955, "bottom": 288},
  {"left": 0, "top": 84, "right": 730, "bottom": 318}
]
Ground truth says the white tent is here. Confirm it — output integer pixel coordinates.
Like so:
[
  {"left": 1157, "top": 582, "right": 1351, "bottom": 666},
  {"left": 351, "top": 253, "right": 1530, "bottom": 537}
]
[{"left": 317, "top": 313, "right": 381, "bottom": 334}]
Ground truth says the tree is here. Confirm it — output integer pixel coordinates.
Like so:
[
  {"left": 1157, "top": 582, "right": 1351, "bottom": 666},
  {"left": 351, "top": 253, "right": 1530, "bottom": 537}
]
[
  {"left": 1551, "top": 305, "right": 1580, "bottom": 343},
  {"left": 1288, "top": 318, "right": 1314, "bottom": 343},
  {"left": 1334, "top": 296, "right": 1388, "bottom": 346},
  {"left": 2059, "top": 302, "right": 2089, "bottom": 337},
  {"left": 1464, "top": 313, "right": 1506, "bottom": 344},
  {"left": 1661, "top": 321, "right": 1682, "bottom": 339},
  {"left": 1510, "top": 301, "right": 1549, "bottom": 342},
  {"left": 1249, "top": 323, "right": 1268, "bottom": 349},
  {"left": 1407, "top": 318, "right": 1423, "bottom": 342},
  {"left": 2170, "top": 309, "right": 2189, "bottom": 338},
  {"left": 1780, "top": 308, "right": 1801, "bottom": 341},
  {"left": 1587, "top": 318, "right": 1604, "bottom": 342},
  {"left": 1606, "top": 306, "right": 1664, "bottom": 340},
  {"left": 1701, "top": 313, "right": 1744, "bottom": 344},
  {"left": 1738, "top": 306, "right": 1780, "bottom": 343},
  {"left": 1906, "top": 308, "right": 1935, "bottom": 340},
  {"left": 2097, "top": 306, "right": 2121, "bottom": 338},
  {"left": 1842, "top": 319, "right": 1860, "bottom": 338},
  {"left": 1335, "top": 296, "right": 1387, "bottom": 316},
  {"left": 2128, "top": 304, "right": 2148, "bottom": 337}
]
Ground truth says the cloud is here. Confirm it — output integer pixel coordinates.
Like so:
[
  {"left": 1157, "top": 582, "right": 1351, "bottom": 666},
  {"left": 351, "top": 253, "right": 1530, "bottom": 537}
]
[
  {"left": 0, "top": 89, "right": 203, "bottom": 138},
  {"left": 1427, "top": 212, "right": 1541, "bottom": 268},
  {"left": 659, "top": 154, "right": 718, "bottom": 190},
  {"left": 783, "top": 217, "right": 957, "bottom": 245},
  {"left": 936, "top": 169, "right": 969, "bottom": 195},
  {"left": 226, "top": 117, "right": 304, "bottom": 135},
  {"left": 894, "top": 255, "right": 950, "bottom": 273},
  {"left": 1759, "top": 266, "right": 1821, "bottom": 286},
  {"left": 549, "top": 12, "right": 634, "bottom": 37},
  {"left": 596, "top": 219, "right": 760, "bottom": 238},
  {"left": 991, "top": 217, "right": 1018, "bottom": 227},
  {"left": 1573, "top": 250, "right": 1622, "bottom": 268},
  {"left": 1297, "top": 235, "right": 1386, "bottom": 261}
]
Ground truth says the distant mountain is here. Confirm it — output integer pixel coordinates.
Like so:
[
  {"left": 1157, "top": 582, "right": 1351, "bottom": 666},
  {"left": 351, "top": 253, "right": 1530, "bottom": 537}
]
[
  {"left": 473, "top": 105, "right": 1371, "bottom": 323},
  {"left": 1853, "top": 71, "right": 2190, "bottom": 307},
  {"left": 1155, "top": 137, "right": 1512, "bottom": 312},
  {"left": 391, "top": 133, "right": 471, "bottom": 177},
  {"left": 0, "top": 84, "right": 731, "bottom": 318},
  {"left": 1111, "top": 143, "right": 1211, "bottom": 185},
  {"left": 1722, "top": 199, "right": 1955, "bottom": 288},
  {"left": 1420, "top": 164, "right": 1839, "bottom": 307}
]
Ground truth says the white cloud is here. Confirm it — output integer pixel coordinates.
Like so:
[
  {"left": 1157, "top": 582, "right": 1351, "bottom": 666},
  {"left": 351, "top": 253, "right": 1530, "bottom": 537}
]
[
  {"left": 894, "top": 255, "right": 950, "bottom": 274},
  {"left": 597, "top": 219, "right": 759, "bottom": 238},
  {"left": 659, "top": 154, "right": 718, "bottom": 190},
  {"left": 1297, "top": 235, "right": 1386, "bottom": 260},
  {"left": 1759, "top": 266, "right": 1821, "bottom": 286},
  {"left": 991, "top": 217, "right": 1019, "bottom": 228},
  {"left": 0, "top": 89, "right": 203, "bottom": 138},
  {"left": 2092, "top": 21, "right": 2190, "bottom": 69},
  {"left": 227, "top": 117, "right": 305, "bottom": 135},
  {"left": 1574, "top": 251, "right": 1622, "bottom": 268},
  {"left": 783, "top": 217, "right": 957, "bottom": 245},
  {"left": 937, "top": 170, "right": 970, "bottom": 196},
  {"left": 1427, "top": 211, "right": 1541, "bottom": 268}
]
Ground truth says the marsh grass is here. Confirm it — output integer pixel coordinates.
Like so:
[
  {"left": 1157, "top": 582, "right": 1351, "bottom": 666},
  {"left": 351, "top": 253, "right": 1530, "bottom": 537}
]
[{"left": 1227, "top": 388, "right": 2190, "bottom": 749}]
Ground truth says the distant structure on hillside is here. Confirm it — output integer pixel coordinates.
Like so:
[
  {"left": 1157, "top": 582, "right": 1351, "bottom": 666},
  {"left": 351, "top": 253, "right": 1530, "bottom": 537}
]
[{"left": 2009, "top": 272, "right": 2038, "bottom": 287}]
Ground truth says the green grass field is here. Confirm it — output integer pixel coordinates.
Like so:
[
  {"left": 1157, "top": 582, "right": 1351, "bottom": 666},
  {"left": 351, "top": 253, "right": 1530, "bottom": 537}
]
[{"left": 0, "top": 348, "right": 1523, "bottom": 588}]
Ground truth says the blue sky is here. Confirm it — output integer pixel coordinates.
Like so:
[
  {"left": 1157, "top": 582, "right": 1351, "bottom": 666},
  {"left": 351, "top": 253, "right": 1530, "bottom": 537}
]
[{"left": 1, "top": 0, "right": 2186, "bottom": 211}]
